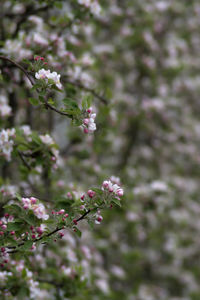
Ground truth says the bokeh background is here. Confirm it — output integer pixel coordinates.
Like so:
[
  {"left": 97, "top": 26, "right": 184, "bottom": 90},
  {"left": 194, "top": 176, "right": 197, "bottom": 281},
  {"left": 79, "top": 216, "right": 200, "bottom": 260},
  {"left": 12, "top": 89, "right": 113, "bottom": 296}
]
[{"left": 1, "top": 0, "right": 200, "bottom": 299}]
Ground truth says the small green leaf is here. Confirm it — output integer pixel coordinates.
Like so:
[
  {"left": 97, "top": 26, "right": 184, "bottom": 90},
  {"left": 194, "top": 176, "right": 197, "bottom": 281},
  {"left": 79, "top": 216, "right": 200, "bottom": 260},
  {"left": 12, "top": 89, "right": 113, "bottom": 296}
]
[
  {"left": 20, "top": 240, "right": 33, "bottom": 251},
  {"left": 7, "top": 222, "right": 23, "bottom": 231},
  {"left": 112, "top": 198, "right": 122, "bottom": 207},
  {"left": 4, "top": 204, "right": 22, "bottom": 214},
  {"left": 63, "top": 98, "right": 79, "bottom": 110},
  {"left": 82, "top": 94, "right": 92, "bottom": 109},
  {"left": 91, "top": 188, "right": 104, "bottom": 195},
  {"left": 28, "top": 97, "right": 39, "bottom": 106}
]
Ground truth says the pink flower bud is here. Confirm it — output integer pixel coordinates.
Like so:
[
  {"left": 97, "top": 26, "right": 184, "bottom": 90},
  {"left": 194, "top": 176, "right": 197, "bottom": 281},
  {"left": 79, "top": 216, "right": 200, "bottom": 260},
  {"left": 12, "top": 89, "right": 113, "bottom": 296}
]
[
  {"left": 117, "top": 189, "right": 123, "bottom": 197},
  {"left": 87, "top": 107, "right": 92, "bottom": 113},
  {"left": 83, "top": 118, "right": 89, "bottom": 125},
  {"left": 58, "top": 209, "right": 65, "bottom": 215},
  {"left": 24, "top": 204, "right": 29, "bottom": 210},
  {"left": 81, "top": 194, "right": 85, "bottom": 201},
  {"left": 64, "top": 213, "right": 69, "bottom": 218},
  {"left": 51, "top": 156, "right": 56, "bottom": 161},
  {"left": 87, "top": 190, "right": 96, "bottom": 198},
  {"left": 1, "top": 225, "right": 7, "bottom": 230},
  {"left": 0, "top": 231, "right": 4, "bottom": 236},
  {"left": 84, "top": 128, "right": 89, "bottom": 134},
  {"left": 102, "top": 181, "right": 109, "bottom": 188},
  {"left": 30, "top": 197, "right": 37, "bottom": 204},
  {"left": 73, "top": 219, "right": 78, "bottom": 225},
  {"left": 10, "top": 231, "right": 15, "bottom": 235},
  {"left": 4, "top": 213, "right": 9, "bottom": 218},
  {"left": 36, "top": 227, "right": 43, "bottom": 234},
  {"left": 32, "top": 234, "right": 36, "bottom": 239},
  {"left": 59, "top": 232, "right": 64, "bottom": 238},
  {"left": 97, "top": 216, "right": 103, "bottom": 223},
  {"left": 1, "top": 247, "right": 5, "bottom": 253}
]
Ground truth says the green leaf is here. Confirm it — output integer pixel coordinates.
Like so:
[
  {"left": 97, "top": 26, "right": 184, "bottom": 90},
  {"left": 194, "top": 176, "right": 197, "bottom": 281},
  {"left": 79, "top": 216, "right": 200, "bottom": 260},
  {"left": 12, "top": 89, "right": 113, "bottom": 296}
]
[
  {"left": 31, "top": 83, "right": 42, "bottom": 91},
  {"left": 63, "top": 98, "right": 79, "bottom": 110},
  {"left": 15, "top": 193, "right": 22, "bottom": 202},
  {"left": 91, "top": 188, "right": 104, "bottom": 195},
  {"left": 20, "top": 240, "right": 33, "bottom": 251},
  {"left": 72, "top": 118, "right": 83, "bottom": 126},
  {"left": 82, "top": 94, "right": 92, "bottom": 109},
  {"left": 7, "top": 222, "right": 23, "bottom": 231},
  {"left": 4, "top": 204, "right": 22, "bottom": 214},
  {"left": 112, "top": 198, "right": 122, "bottom": 207},
  {"left": 5, "top": 237, "right": 18, "bottom": 246},
  {"left": 28, "top": 97, "right": 39, "bottom": 106},
  {"left": 22, "top": 58, "right": 31, "bottom": 65}
]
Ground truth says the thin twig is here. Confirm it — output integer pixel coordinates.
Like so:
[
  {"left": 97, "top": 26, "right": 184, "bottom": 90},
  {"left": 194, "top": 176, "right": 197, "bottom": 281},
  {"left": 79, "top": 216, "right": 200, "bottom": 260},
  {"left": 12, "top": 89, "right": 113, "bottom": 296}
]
[
  {"left": 0, "top": 55, "right": 34, "bottom": 85},
  {"left": 64, "top": 78, "right": 108, "bottom": 105},
  {"left": 17, "top": 150, "right": 31, "bottom": 170}
]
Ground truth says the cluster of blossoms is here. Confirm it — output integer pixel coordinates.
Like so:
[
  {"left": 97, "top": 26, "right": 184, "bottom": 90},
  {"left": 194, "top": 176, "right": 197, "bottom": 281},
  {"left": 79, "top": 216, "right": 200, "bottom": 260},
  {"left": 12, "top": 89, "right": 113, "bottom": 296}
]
[
  {"left": 12, "top": 260, "right": 47, "bottom": 299},
  {"left": 21, "top": 197, "right": 49, "bottom": 220},
  {"left": 0, "top": 95, "right": 11, "bottom": 117},
  {"left": 95, "top": 210, "right": 103, "bottom": 225},
  {"left": 0, "top": 214, "right": 14, "bottom": 234},
  {"left": 0, "top": 128, "right": 15, "bottom": 161},
  {"left": 0, "top": 185, "right": 18, "bottom": 198},
  {"left": 2, "top": 38, "right": 32, "bottom": 60},
  {"left": 28, "top": 224, "right": 46, "bottom": 239},
  {"left": 102, "top": 178, "right": 124, "bottom": 199},
  {"left": 82, "top": 107, "right": 97, "bottom": 133},
  {"left": 35, "top": 68, "right": 62, "bottom": 89},
  {"left": 34, "top": 55, "right": 47, "bottom": 63},
  {"left": 78, "top": 0, "right": 101, "bottom": 16}
]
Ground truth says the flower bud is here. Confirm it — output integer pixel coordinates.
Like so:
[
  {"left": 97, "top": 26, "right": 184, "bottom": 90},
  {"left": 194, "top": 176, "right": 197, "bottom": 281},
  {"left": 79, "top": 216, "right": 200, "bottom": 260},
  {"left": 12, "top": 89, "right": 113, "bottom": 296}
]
[
  {"left": 1, "top": 225, "right": 7, "bottom": 230},
  {"left": 87, "top": 190, "right": 96, "bottom": 198},
  {"left": 83, "top": 118, "right": 89, "bottom": 125},
  {"left": 84, "top": 128, "right": 89, "bottom": 134}
]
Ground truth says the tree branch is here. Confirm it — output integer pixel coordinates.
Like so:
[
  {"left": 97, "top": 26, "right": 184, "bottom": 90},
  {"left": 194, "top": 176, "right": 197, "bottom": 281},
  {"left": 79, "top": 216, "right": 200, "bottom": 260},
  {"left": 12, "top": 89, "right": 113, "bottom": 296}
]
[
  {"left": 7, "top": 209, "right": 92, "bottom": 254},
  {"left": 64, "top": 78, "right": 109, "bottom": 105},
  {"left": 0, "top": 55, "right": 35, "bottom": 85},
  {"left": 17, "top": 150, "right": 31, "bottom": 170}
]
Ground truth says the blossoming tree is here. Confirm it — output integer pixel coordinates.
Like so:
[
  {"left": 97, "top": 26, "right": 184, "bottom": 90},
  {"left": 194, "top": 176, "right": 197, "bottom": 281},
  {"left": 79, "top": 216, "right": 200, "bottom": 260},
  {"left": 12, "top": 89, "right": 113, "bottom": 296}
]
[
  {"left": 0, "top": 0, "right": 124, "bottom": 299},
  {"left": 1, "top": 0, "right": 200, "bottom": 300}
]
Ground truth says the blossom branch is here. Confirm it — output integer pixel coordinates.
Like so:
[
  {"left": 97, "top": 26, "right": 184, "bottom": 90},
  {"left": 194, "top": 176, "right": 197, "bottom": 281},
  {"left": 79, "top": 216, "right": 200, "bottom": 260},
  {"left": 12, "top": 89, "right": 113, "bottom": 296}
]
[
  {"left": 7, "top": 209, "right": 92, "bottom": 254},
  {"left": 0, "top": 56, "right": 72, "bottom": 118}
]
